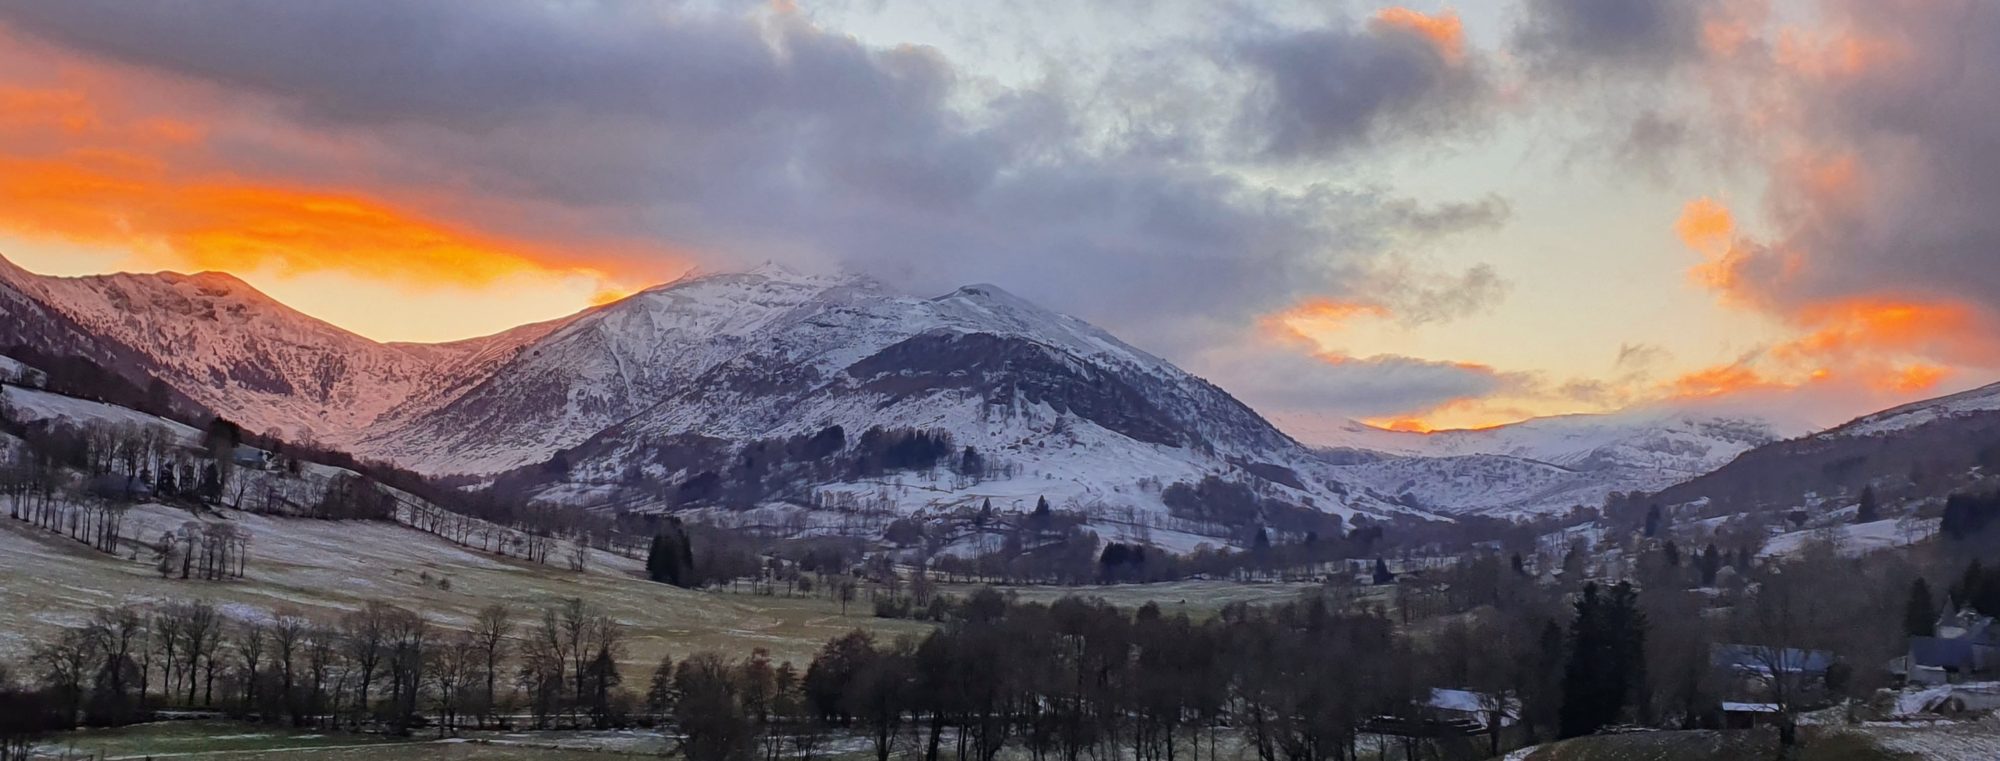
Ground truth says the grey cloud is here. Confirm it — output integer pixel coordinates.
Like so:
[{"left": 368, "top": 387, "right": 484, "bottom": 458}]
[
  {"left": 1512, "top": 0, "right": 1715, "bottom": 75},
  {"left": 1199, "top": 345, "right": 1517, "bottom": 419},
  {"left": 1235, "top": 14, "right": 1492, "bottom": 160},
  {"left": 0, "top": 0, "right": 1518, "bottom": 417},
  {"left": 1752, "top": 0, "right": 2000, "bottom": 333}
]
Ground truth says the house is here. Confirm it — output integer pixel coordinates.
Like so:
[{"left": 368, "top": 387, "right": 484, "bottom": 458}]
[
  {"left": 1423, "top": 688, "right": 1519, "bottom": 733},
  {"left": 1712, "top": 644, "right": 1837, "bottom": 709},
  {"left": 231, "top": 445, "right": 274, "bottom": 470},
  {"left": 1721, "top": 702, "right": 1782, "bottom": 729},
  {"left": 1902, "top": 608, "right": 2000, "bottom": 682},
  {"left": 1713, "top": 644, "right": 1836, "bottom": 678}
]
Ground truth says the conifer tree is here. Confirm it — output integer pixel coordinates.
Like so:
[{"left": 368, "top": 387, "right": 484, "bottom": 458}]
[{"left": 1905, "top": 577, "right": 1938, "bottom": 637}]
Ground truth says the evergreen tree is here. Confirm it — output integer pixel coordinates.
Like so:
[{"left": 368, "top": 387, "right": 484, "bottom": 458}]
[
  {"left": 1372, "top": 557, "right": 1394, "bottom": 585},
  {"left": 1559, "top": 582, "right": 1648, "bottom": 738},
  {"left": 1643, "top": 504, "right": 1662, "bottom": 538},
  {"left": 1905, "top": 577, "right": 1938, "bottom": 637},
  {"left": 1954, "top": 560, "right": 1984, "bottom": 611},
  {"left": 1699, "top": 544, "right": 1721, "bottom": 587},
  {"left": 1856, "top": 486, "right": 1880, "bottom": 524},
  {"left": 646, "top": 519, "right": 696, "bottom": 588}
]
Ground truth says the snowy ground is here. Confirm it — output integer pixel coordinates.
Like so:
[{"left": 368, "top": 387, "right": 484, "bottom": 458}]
[
  {"left": 1, "top": 384, "right": 203, "bottom": 442},
  {"left": 1759, "top": 518, "right": 1938, "bottom": 559}
]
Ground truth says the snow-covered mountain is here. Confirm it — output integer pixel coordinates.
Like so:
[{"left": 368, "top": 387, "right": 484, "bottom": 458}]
[
  {"left": 0, "top": 255, "right": 1423, "bottom": 545},
  {"left": 1820, "top": 380, "right": 2000, "bottom": 439},
  {"left": 1311, "top": 408, "right": 1798, "bottom": 518},
  {"left": 1653, "top": 379, "right": 2000, "bottom": 516},
  {"left": 0, "top": 255, "right": 566, "bottom": 445}
]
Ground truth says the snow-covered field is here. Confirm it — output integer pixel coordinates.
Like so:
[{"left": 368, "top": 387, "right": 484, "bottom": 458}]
[
  {"left": 1758, "top": 518, "right": 1937, "bottom": 559},
  {"left": 1, "top": 384, "right": 202, "bottom": 442},
  {"left": 0, "top": 353, "right": 43, "bottom": 387}
]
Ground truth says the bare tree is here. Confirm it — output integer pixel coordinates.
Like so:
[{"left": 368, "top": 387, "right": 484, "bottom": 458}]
[{"left": 469, "top": 604, "right": 512, "bottom": 728}]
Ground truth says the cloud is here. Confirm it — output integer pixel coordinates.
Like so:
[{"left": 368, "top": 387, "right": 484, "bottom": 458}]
[
  {"left": 0, "top": 2, "right": 1508, "bottom": 360},
  {"left": 1200, "top": 341, "right": 1518, "bottom": 421},
  {"left": 1235, "top": 6, "right": 1493, "bottom": 160},
  {"left": 1513, "top": 0, "right": 1722, "bottom": 75}
]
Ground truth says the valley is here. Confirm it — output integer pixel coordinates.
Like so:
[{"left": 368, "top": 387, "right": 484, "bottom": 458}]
[{"left": 8, "top": 257, "right": 2000, "bottom": 761}]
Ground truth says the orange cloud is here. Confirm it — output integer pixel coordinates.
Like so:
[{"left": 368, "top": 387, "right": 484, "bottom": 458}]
[
  {"left": 0, "top": 83, "right": 679, "bottom": 299},
  {"left": 1664, "top": 362, "right": 1780, "bottom": 400},
  {"left": 1774, "top": 24, "right": 1906, "bottom": 80},
  {"left": 1659, "top": 296, "right": 1986, "bottom": 403},
  {"left": 1259, "top": 297, "right": 1390, "bottom": 345},
  {"left": 0, "top": 151, "right": 661, "bottom": 292},
  {"left": 1778, "top": 297, "right": 2000, "bottom": 368},
  {"left": 1358, "top": 395, "right": 1540, "bottom": 433},
  {"left": 1372, "top": 7, "right": 1466, "bottom": 62}
]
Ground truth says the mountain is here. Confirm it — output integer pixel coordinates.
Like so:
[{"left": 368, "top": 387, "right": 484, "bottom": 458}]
[
  {"left": 0, "top": 255, "right": 567, "bottom": 445},
  {"left": 0, "top": 256, "right": 1421, "bottom": 547},
  {"left": 1310, "top": 408, "right": 1798, "bottom": 518},
  {"left": 1653, "top": 379, "right": 2000, "bottom": 517}
]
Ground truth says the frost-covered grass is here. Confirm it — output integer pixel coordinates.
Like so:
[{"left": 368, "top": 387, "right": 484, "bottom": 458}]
[
  {"left": 41, "top": 721, "right": 665, "bottom": 760},
  {"left": 928, "top": 579, "right": 1330, "bottom": 618},
  {"left": 0, "top": 501, "right": 929, "bottom": 668},
  {"left": 1516, "top": 728, "right": 1905, "bottom": 760},
  {"left": 39, "top": 720, "right": 403, "bottom": 758}
]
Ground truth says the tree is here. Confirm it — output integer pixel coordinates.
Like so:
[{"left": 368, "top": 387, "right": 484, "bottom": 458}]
[
  {"left": 1372, "top": 557, "right": 1394, "bottom": 585},
  {"left": 1905, "top": 577, "right": 1938, "bottom": 638},
  {"left": 647, "top": 519, "right": 696, "bottom": 588},
  {"left": 646, "top": 655, "right": 676, "bottom": 724},
  {"left": 1698, "top": 544, "right": 1721, "bottom": 587},
  {"left": 470, "top": 604, "right": 512, "bottom": 728},
  {"left": 1559, "top": 582, "right": 1647, "bottom": 738},
  {"left": 676, "top": 652, "right": 753, "bottom": 761},
  {"left": 1856, "top": 486, "right": 1880, "bottom": 524}
]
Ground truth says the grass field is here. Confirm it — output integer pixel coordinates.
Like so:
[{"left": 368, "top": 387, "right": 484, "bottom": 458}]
[
  {"left": 932, "top": 579, "right": 1343, "bottom": 618},
  {"left": 40, "top": 721, "right": 664, "bottom": 760},
  {"left": 0, "top": 501, "right": 929, "bottom": 669},
  {"left": 1507, "top": 724, "right": 2000, "bottom": 761},
  {"left": 0, "top": 502, "right": 1331, "bottom": 673}
]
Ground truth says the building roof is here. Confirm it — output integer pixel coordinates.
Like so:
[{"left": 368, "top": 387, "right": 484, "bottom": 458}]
[
  {"left": 1713, "top": 644, "right": 1835, "bottom": 675},
  {"left": 1722, "top": 702, "right": 1780, "bottom": 714}
]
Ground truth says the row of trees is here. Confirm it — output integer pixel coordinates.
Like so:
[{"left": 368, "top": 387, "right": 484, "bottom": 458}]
[
  {"left": 0, "top": 528, "right": 1943, "bottom": 761},
  {"left": 0, "top": 595, "right": 637, "bottom": 747}
]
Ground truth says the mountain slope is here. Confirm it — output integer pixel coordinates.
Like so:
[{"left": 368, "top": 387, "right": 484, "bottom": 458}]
[
  {"left": 1654, "top": 380, "right": 2000, "bottom": 516},
  {"left": 368, "top": 267, "right": 1417, "bottom": 541},
  {"left": 0, "top": 256, "right": 1426, "bottom": 545},
  {"left": 0, "top": 254, "right": 566, "bottom": 445},
  {"left": 1314, "top": 409, "right": 1796, "bottom": 517}
]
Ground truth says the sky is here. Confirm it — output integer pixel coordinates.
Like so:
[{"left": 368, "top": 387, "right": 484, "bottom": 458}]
[{"left": 1, "top": 0, "right": 1997, "bottom": 439}]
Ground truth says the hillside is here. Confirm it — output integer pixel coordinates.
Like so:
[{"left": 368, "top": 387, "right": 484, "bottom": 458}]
[
  {"left": 1654, "top": 380, "right": 2000, "bottom": 516},
  {"left": 0, "top": 256, "right": 1430, "bottom": 548},
  {"left": 1317, "top": 408, "right": 1794, "bottom": 517}
]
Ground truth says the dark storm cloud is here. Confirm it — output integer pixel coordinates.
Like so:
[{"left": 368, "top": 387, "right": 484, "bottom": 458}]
[
  {"left": 1512, "top": 0, "right": 1715, "bottom": 74},
  {"left": 0, "top": 0, "right": 1516, "bottom": 417}
]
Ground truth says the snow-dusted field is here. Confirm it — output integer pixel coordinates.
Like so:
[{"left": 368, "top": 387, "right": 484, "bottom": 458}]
[
  {"left": 0, "top": 502, "right": 930, "bottom": 668},
  {"left": 1758, "top": 518, "right": 1938, "bottom": 559}
]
